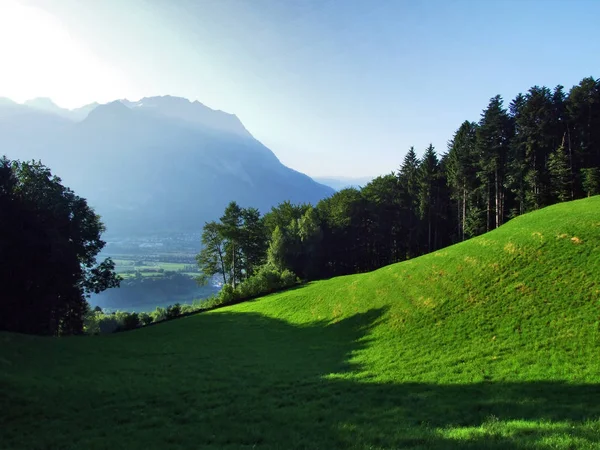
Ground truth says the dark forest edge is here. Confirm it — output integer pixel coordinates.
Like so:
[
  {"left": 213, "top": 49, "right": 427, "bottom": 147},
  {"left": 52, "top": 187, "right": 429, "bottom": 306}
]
[{"left": 2, "top": 75, "right": 599, "bottom": 336}]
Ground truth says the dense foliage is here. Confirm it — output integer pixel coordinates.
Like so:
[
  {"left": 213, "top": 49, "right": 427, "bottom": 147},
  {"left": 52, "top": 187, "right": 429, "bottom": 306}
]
[
  {"left": 199, "top": 76, "right": 600, "bottom": 284},
  {"left": 0, "top": 157, "right": 119, "bottom": 335}
]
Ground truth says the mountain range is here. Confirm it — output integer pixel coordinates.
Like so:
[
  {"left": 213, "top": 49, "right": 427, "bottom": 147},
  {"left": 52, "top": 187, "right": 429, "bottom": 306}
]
[{"left": 0, "top": 96, "right": 334, "bottom": 237}]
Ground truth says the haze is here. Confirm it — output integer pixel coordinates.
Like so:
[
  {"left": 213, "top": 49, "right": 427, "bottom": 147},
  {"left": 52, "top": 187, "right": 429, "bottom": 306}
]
[{"left": 1, "top": 0, "right": 599, "bottom": 178}]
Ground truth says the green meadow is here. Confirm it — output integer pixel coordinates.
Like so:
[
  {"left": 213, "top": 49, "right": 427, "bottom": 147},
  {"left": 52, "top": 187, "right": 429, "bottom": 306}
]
[{"left": 1, "top": 197, "right": 599, "bottom": 449}]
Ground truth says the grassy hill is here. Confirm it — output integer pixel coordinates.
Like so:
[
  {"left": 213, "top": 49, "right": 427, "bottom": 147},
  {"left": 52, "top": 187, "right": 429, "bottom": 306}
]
[{"left": 2, "top": 197, "right": 600, "bottom": 449}]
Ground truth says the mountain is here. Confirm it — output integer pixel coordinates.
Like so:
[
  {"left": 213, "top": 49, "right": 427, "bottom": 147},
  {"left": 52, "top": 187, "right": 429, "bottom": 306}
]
[
  {"left": 24, "top": 97, "right": 98, "bottom": 121},
  {"left": 314, "top": 175, "right": 376, "bottom": 191},
  {"left": 2, "top": 197, "right": 599, "bottom": 448},
  {"left": 120, "top": 95, "right": 251, "bottom": 138},
  {"left": 0, "top": 96, "right": 334, "bottom": 236}
]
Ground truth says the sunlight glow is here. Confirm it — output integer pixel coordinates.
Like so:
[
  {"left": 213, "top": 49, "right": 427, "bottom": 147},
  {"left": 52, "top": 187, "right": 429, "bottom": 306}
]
[{"left": 0, "top": 0, "right": 130, "bottom": 108}]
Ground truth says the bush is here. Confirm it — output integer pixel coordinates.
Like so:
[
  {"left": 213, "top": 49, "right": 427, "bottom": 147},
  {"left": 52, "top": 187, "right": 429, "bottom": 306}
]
[
  {"left": 121, "top": 312, "right": 140, "bottom": 331},
  {"left": 180, "top": 304, "right": 195, "bottom": 315},
  {"left": 212, "top": 264, "right": 299, "bottom": 309},
  {"left": 151, "top": 307, "right": 167, "bottom": 323},
  {"left": 166, "top": 303, "right": 182, "bottom": 320},
  {"left": 97, "top": 315, "right": 121, "bottom": 334},
  {"left": 139, "top": 312, "right": 153, "bottom": 326}
]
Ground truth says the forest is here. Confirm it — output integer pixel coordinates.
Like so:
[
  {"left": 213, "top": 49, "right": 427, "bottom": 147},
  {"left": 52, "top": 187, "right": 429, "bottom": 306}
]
[{"left": 198, "top": 76, "right": 600, "bottom": 295}]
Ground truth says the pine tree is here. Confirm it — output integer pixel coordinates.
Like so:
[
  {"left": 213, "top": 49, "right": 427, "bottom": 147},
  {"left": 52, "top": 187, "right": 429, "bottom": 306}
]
[
  {"left": 547, "top": 137, "right": 572, "bottom": 202},
  {"left": 581, "top": 167, "right": 600, "bottom": 197},
  {"left": 418, "top": 145, "right": 440, "bottom": 252},
  {"left": 446, "top": 121, "right": 477, "bottom": 240},
  {"left": 476, "top": 95, "right": 511, "bottom": 230},
  {"left": 398, "top": 147, "right": 421, "bottom": 256}
]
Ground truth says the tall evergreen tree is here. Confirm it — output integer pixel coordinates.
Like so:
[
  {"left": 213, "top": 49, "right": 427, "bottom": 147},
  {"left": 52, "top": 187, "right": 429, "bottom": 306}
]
[
  {"left": 446, "top": 121, "right": 478, "bottom": 240},
  {"left": 548, "top": 138, "right": 572, "bottom": 202},
  {"left": 476, "top": 95, "right": 512, "bottom": 230},
  {"left": 398, "top": 147, "right": 422, "bottom": 256},
  {"left": 418, "top": 145, "right": 441, "bottom": 252}
]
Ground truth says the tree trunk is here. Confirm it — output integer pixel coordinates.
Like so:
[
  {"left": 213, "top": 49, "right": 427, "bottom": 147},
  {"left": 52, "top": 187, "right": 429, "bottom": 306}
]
[
  {"left": 486, "top": 181, "right": 491, "bottom": 232},
  {"left": 462, "top": 183, "right": 467, "bottom": 241}
]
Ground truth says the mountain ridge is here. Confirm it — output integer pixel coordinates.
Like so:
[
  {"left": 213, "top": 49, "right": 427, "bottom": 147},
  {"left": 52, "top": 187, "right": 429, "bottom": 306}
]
[{"left": 0, "top": 95, "right": 334, "bottom": 237}]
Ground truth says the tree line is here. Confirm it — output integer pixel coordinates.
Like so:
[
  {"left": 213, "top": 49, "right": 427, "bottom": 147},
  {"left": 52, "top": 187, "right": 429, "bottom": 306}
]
[{"left": 198, "top": 76, "right": 600, "bottom": 286}]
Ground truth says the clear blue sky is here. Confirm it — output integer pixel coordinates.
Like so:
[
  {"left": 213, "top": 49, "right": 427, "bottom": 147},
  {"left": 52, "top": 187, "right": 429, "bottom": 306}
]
[{"left": 2, "top": 0, "right": 600, "bottom": 177}]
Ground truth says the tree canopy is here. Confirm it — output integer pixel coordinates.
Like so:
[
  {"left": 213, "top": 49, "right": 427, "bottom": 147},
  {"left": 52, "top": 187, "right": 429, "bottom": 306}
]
[{"left": 0, "top": 157, "right": 119, "bottom": 335}]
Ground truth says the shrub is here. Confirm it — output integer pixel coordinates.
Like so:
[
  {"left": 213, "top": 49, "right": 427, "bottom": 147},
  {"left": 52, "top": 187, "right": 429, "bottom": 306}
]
[
  {"left": 166, "top": 303, "right": 182, "bottom": 320},
  {"left": 139, "top": 312, "right": 153, "bottom": 326},
  {"left": 121, "top": 312, "right": 140, "bottom": 331},
  {"left": 97, "top": 315, "right": 121, "bottom": 334},
  {"left": 151, "top": 307, "right": 167, "bottom": 323},
  {"left": 180, "top": 304, "right": 195, "bottom": 315}
]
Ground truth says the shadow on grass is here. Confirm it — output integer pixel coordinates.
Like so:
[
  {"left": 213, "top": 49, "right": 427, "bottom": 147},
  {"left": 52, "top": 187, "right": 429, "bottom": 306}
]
[{"left": 2, "top": 307, "right": 600, "bottom": 449}]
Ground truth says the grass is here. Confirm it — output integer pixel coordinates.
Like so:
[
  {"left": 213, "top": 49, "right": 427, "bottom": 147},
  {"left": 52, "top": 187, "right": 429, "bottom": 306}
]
[
  {"left": 2, "top": 197, "right": 600, "bottom": 449},
  {"left": 113, "top": 259, "right": 200, "bottom": 280}
]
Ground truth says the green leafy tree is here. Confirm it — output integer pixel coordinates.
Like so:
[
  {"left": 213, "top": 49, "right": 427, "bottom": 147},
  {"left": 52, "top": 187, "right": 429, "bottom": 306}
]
[
  {"left": 220, "top": 202, "right": 244, "bottom": 288},
  {"left": 240, "top": 207, "right": 268, "bottom": 278},
  {"left": 0, "top": 157, "right": 119, "bottom": 335},
  {"left": 196, "top": 221, "right": 227, "bottom": 286}
]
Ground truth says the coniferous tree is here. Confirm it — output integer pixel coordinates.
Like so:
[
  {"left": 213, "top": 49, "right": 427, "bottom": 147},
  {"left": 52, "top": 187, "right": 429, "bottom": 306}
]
[
  {"left": 581, "top": 168, "right": 600, "bottom": 197},
  {"left": 398, "top": 147, "right": 422, "bottom": 257},
  {"left": 476, "top": 95, "right": 511, "bottom": 230},
  {"left": 418, "top": 145, "right": 441, "bottom": 252},
  {"left": 548, "top": 138, "right": 572, "bottom": 202},
  {"left": 446, "top": 121, "right": 478, "bottom": 240}
]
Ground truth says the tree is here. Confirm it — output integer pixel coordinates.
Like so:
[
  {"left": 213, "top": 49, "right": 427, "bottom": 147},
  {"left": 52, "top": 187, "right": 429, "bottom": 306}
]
[
  {"left": 220, "top": 202, "right": 244, "bottom": 288},
  {"left": 548, "top": 138, "right": 572, "bottom": 202},
  {"left": 581, "top": 168, "right": 600, "bottom": 197},
  {"left": 239, "top": 207, "right": 268, "bottom": 278},
  {"left": 476, "top": 95, "right": 512, "bottom": 230},
  {"left": 196, "top": 221, "right": 227, "bottom": 286},
  {"left": 418, "top": 145, "right": 441, "bottom": 252},
  {"left": 0, "top": 157, "right": 119, "bottom": 335},
  {"left": 398, "top": 147, "right": 422, "bottom": 256},
  {"left": 446, "top": 121, "right": 478, "bottom": 240}
]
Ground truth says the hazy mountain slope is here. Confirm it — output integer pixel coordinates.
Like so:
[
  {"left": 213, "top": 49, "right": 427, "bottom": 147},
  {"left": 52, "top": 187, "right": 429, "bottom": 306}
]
[
  {"left": 24, "top": 97, "right": 99, "bottom": 121},
  {"left": 314, "top": 175, "right": 375, "bottom": 191},
  {"left": 1, "top": 197, "right": 599, "bottom": 449},
  {"left": 0, "top": 97, "right": 334, "bottom": 236}
]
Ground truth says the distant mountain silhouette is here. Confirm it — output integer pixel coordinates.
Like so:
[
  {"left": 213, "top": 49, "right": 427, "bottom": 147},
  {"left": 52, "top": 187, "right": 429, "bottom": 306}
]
[
  {"left": 314, "top": 176, "right": 375, "bottom": 191},
  {"left": 0, "top": 96, "right": 334, "bottom": 236},
  {"left": 24, "top": 97, "right": 99, "bottom": 121}
]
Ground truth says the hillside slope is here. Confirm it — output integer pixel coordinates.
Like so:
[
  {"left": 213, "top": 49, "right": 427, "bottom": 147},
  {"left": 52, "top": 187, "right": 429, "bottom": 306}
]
[{"left": 1, "top": 197, "right": 600, "bottom": 449}]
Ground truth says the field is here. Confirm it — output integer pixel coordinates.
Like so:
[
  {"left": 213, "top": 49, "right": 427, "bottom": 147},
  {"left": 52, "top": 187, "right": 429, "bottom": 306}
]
[
  {"left": 111, "top": 258, "right": 199, "bottom": 279},
  {"left": 1, "top": 197, "right": 600, "bottom": 449}
]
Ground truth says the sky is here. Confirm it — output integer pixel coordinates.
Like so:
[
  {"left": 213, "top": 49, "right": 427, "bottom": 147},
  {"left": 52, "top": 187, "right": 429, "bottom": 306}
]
[{"left": 0, "top": 0, "right": 599, "bottom": 178}]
